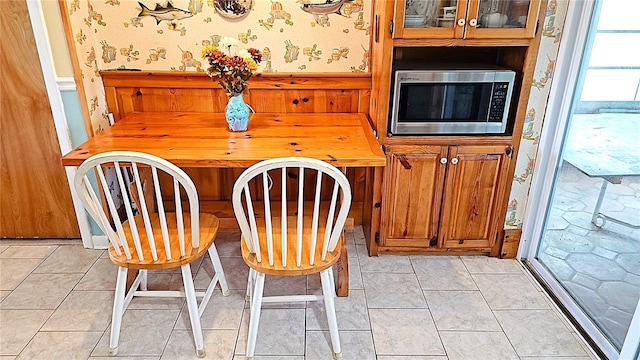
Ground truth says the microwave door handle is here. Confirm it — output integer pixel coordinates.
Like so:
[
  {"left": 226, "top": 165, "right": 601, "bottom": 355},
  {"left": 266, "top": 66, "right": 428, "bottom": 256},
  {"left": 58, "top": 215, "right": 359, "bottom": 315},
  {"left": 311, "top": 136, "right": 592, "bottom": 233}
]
[{"left": 440, "top": 85, "right": 447, "bottom": 120}]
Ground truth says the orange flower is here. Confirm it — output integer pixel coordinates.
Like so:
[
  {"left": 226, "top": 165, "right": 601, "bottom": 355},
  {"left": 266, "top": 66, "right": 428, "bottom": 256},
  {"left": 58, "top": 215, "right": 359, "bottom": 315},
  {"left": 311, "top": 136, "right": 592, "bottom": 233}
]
[{"left": 201, "top": 43, "right": 262, "bottom": 97}]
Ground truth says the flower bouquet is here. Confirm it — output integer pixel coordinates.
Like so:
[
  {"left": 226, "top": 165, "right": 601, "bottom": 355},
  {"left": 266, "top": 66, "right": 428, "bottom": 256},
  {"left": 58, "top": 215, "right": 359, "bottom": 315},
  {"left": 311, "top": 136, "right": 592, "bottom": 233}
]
[{"left": 202, "top": 38, "right": 262, "bottom": 131}]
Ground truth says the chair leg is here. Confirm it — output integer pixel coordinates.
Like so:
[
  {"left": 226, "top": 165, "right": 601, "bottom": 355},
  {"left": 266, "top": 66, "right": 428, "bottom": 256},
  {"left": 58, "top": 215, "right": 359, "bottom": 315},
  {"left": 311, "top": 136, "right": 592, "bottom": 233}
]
[
  {"left": 139, "top": 269, "right": 148, "bottom": 291},
  {"left": 208, "top": 246, "right": 230, "bottom": 296},
  {"left": 320, "top": 269, "right": 342, "bottom": 359},
  {"left": 329, "top": 266, "right": 336, "bottom": 292},
  {"left": 109, "top": 266, "right": 128, "bottom": 356},
  {"left": 181, "top": 264, "right": 206, "bottom": 358},
  {"left": 246, "top": 271, "right": 265, "bottom": 359},
  {"left": 246, "top": 268, "right": 256, "bottom": 301}
]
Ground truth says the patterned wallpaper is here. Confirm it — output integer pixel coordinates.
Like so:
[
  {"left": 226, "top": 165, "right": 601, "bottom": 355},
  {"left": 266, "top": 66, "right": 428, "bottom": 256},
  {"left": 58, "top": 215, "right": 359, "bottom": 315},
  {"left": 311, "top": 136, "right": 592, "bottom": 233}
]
[
  {"left": 63, "top": 0, "right": 372, "bottom": 133},
  {"left": 505, "top": 0, "right": 568, "bottom": 229}
]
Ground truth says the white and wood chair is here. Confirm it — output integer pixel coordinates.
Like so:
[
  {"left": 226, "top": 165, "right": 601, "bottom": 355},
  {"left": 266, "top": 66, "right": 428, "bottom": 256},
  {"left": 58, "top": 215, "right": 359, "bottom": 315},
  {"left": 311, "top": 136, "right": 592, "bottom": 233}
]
[
  {"left": 232, "top": 157, "right": 352, "bottom": 360},
  {"left": 73, "top": 151, "right": 229, "bottom": 357}
]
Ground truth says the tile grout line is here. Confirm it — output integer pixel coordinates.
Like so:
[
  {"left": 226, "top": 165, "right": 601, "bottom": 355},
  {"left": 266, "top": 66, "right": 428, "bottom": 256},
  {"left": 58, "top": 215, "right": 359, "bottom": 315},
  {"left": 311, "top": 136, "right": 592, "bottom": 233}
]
[
  {"left": 461, "top": 257, "right": 527, "bottom": 359},
  {"left": 3, "top": 244, "right": 78, "bottom": 359},
  {"left": 519, "top": 267, "right": 602, "bottom": 360},
  {"left": 1, "top": 233, "right": 610, "bottom": 360}
]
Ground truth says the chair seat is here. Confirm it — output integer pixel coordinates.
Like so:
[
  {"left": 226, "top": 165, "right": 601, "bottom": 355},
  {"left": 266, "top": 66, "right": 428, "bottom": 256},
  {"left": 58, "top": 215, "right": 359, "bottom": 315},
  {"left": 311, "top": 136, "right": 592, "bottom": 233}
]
[
  {"left": 241, "top": 216, "right": 342, "bottom": 276},
  {"left": 109, "top": 213, "right": 219, "bottom": 270}
]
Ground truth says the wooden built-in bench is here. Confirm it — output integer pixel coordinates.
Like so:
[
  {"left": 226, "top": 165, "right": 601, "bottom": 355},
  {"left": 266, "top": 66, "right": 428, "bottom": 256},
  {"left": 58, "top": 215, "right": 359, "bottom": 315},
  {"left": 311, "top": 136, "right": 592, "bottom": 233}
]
[{"left": 99, "top": 71, "right": 379, "bottom": 231}]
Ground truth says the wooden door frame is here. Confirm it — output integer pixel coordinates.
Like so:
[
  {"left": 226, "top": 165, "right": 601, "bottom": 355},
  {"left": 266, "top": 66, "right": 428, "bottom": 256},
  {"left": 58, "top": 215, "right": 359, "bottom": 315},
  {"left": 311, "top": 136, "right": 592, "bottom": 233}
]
[{"left": 26, "top": 0, "right": 95, "bottom": 247}]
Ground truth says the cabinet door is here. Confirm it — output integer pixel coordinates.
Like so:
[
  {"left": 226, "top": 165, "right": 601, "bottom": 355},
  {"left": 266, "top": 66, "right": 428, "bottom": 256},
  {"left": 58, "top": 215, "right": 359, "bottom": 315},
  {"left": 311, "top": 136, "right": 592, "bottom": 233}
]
[
  {"left": 440, "top": 145, "right": 511, "bottom": 249},
  {"left": 464, "top": 0, "right": 541, "bottom": 39},
  {"left": 392, "top": 0, "right": 540, "bottom": 40},
  {"left": 382, "top": 145, "right": 448, "bottom": 248},
  {"left": 393, "top": 0, "right": 467, "bottom": 39}
]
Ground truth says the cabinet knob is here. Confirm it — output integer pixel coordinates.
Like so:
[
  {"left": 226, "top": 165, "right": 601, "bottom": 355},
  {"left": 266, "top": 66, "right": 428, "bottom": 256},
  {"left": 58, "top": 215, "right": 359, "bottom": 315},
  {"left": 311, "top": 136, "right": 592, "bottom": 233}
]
[
  {"left": 457, "top": 18, "right": 466, "bottom": 27},
  {"left": 440, "top": 157, "right": 448, "bottom": 164},
  {"left": 468, "top": 18, "right": 477, "bottom": 27},
  {"left": 451, "top": 157, "right": 459, "bottom": 165}
]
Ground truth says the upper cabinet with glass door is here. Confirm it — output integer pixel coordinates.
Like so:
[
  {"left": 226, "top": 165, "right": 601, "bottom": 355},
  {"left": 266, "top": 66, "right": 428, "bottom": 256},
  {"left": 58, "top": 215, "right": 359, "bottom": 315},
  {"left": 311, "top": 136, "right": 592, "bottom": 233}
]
[{"left": 393, "top": 0, "right": 541, "bottom": 39}]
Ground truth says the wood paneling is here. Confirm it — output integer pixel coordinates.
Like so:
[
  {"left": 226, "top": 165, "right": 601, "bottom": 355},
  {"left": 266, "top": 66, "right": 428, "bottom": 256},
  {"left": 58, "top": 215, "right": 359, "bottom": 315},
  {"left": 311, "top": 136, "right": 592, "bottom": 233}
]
[
  {"left": 1, "top": 0, "right": 79, "bottom": 238},
  {"left": 112, "top": 88, "right": 362, "bottom": 114},
  {"left": 101, "top": 71, "right": 371, "bottom": 121}
]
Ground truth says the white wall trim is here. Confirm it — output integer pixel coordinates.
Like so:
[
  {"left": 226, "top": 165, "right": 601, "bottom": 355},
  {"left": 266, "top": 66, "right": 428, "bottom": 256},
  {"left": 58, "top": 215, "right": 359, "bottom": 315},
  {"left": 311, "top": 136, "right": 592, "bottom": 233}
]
[
  {"left": 27, "top": 0, "right": 93, "bottom": 248},
  {"left": 91, "top": 235, "right": 109, "bottom": 249},
  {"left": 56, "top": 77, "right": 77, "bottom": 91}
]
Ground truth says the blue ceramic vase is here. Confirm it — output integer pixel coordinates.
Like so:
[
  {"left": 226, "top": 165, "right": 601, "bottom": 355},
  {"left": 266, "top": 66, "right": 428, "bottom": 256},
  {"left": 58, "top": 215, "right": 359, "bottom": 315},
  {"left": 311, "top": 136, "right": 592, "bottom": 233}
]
[{"left": 225, "top": 94, "right": 250, "bottom": 132}]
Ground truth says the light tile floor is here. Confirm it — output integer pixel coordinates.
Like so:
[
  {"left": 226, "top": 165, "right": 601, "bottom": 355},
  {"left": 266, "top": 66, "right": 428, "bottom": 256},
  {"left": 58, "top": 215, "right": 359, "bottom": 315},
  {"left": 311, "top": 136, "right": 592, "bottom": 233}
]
[{"left": 1, "top": 228, "right": 599, "bottom": 359}]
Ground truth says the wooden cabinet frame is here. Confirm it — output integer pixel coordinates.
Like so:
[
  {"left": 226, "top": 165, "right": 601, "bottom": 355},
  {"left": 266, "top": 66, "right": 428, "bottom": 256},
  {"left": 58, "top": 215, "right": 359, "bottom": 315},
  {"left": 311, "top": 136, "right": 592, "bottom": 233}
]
[{"left": 368, "top": 0, "right": 549, "bottom": 256}]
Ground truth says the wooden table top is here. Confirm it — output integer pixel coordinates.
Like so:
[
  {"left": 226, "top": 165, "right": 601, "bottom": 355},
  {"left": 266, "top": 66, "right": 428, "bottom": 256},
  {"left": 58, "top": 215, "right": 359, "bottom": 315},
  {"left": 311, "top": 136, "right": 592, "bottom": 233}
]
[{"left": 61, "top": 112, "right": 386, "bottom": 167}]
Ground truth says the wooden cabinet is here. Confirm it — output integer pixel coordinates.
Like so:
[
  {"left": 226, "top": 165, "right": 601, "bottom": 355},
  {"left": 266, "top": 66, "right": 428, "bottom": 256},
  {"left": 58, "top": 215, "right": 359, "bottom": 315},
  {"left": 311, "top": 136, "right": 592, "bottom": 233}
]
[
  {"left": 365, "top": 0, "right": 547, "bottom": 256},
  {"left": 439, "top": 144, "right": 512, "bottom": 249},
  {"left": 381, "top": 143, "right": 512, "bottom": 251},
  {"left": 382, "top": 145, "right": 447, "bottom": 248},
  {"left": 393, "top": 0, "right": 541, "bottom": 39}
]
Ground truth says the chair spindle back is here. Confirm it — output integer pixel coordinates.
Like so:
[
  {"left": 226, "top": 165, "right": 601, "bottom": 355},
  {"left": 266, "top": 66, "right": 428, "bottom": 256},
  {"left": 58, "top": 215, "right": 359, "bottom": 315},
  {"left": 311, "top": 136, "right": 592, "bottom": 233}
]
[
  {"left": 232, "top": 157, "right": 352, "bottom": 269},
  {"left": 74, "top": 151, "right": 200, "bottom": 262}
]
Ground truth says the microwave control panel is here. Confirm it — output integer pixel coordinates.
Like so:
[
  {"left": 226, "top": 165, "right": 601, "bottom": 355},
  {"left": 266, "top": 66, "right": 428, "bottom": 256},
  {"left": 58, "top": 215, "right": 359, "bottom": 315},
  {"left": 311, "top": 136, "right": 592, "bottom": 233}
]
[{"left": 488, "top": 83, "right": 510, "bottom": 122}]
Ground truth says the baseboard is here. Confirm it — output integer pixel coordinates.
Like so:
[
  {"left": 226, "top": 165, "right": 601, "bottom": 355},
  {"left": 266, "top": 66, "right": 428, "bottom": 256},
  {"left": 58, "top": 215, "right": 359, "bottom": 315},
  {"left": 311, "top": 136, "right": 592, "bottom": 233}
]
[{"left": 91, "top": 235, "right": 109, "bottom": 249}]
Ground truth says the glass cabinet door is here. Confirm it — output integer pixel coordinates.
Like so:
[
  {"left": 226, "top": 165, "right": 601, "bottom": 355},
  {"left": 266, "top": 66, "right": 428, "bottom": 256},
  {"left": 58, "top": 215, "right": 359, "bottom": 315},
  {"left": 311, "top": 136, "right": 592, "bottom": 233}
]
[
  {"left": 475, "top": 0, "right": 531, "bottom": 29},
  {"left": 393, "top": 0, "right": 467, "bottom": 39},
  {"left": 393, "top": 0, "right": 540, "bottom": 39},
  {"left": 404, "top": 0, "right": 460, "bottom": 29},
  {"left": 465, "top": 0, "right": 540, "bottom": 38}
]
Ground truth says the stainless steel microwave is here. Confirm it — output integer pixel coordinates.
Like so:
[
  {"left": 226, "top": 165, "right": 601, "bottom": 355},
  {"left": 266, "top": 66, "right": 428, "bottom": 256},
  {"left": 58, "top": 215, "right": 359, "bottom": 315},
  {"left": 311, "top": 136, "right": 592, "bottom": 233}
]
[{"left": 390, "top": 69, "right": 516, "bottom": 135}]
